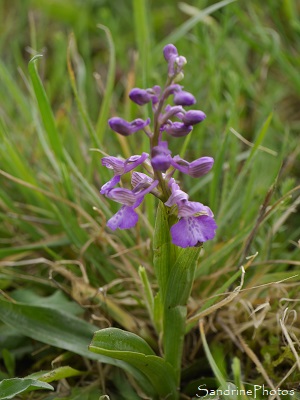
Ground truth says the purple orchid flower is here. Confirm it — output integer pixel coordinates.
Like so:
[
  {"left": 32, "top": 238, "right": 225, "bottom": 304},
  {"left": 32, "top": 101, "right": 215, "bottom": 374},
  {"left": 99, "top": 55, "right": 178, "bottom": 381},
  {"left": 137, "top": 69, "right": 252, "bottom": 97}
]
[
  {"left": 165, "top": 179, "right": 217, "bottom": 247},
  {"left": 170, "top": 155, "right": 214, "bottom": 178},
  {"left": 100, "top": 153, "right": 148, "bottom": 194},
  {"left": 107, "top": 179, "right": 159, "bottom": 230},
  {"left": 108, "top": 117, "right": 150, "bottom": 136}
]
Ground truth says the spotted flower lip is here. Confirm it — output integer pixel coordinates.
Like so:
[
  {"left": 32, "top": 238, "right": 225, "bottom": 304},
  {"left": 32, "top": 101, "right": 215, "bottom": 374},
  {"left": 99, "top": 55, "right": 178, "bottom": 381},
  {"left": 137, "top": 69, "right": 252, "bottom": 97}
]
[
  {"left": 170, "top": 215, "right": 217, "bottom": 247},
  {"left": 170, "top": 155, "right": 214, "bottom": 178},
  {"left": 108, "top": 117, "right": 151, "bottom": 136},
  {"left": 165, "top": 179, "right": 217, "bottom": 247}
]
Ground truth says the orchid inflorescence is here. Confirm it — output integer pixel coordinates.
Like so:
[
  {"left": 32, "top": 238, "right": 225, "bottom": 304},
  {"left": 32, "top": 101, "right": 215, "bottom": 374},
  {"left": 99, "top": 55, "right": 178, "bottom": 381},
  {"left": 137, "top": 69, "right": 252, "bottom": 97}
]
[{"left": 100, "top": 44, "right": 217, "bottom": 248}]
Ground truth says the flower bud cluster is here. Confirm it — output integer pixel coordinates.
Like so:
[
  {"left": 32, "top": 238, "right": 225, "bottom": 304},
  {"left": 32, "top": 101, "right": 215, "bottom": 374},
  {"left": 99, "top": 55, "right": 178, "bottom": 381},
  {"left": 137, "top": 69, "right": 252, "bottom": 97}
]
[{"left": 99, "top": 44, "right": 217, "bottom": 247}]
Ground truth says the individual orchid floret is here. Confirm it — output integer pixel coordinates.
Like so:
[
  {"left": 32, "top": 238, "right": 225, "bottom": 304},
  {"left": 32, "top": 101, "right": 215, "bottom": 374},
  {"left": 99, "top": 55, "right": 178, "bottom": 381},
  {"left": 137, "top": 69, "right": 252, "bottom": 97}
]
[
  {"left": 159, "top": 105, "right": 184, "bottom": 125},
  {"left": 129, "top": 86, "right": 161, "bottom": 106},
  {"left": 182, "top": 110, "right": 206, "bottom": 125},
  {"left": 165, "top": 180, "right": 217, "bottom": 247},
  {"left": 173, "top": 90, "right": 196, "bottom": 106},
  {"left": 129, "top": 88, "right": 153, "bottom": 105},
  {"left": 170, "top": 208, "right": 217, "bottom": 248},
  {"left": 100, "top": 153, "right": 149, "bottom": 194},
  {"left": 108, "top": 117, "right": 150, "bottom": 136},
  {"left": 164, "top": 121, "right": 193, "bottom": 137},
  {"left": 170, "top": 155, "right": 214, "bottom": 178},
  {"left": 151, "top": 141, "right": 172, "bottom": 171},
  {"left": 131, "top": 171, "right": 154, "bottom": 188},
  {"left": 107, "top": 179, "right": 159, "bottom": 230},
  {"left": 163, "top": 44, "right": 187, "bottom": 79},
  {"left": 163, "top": 44, "right": 178, "bottom": 61}
]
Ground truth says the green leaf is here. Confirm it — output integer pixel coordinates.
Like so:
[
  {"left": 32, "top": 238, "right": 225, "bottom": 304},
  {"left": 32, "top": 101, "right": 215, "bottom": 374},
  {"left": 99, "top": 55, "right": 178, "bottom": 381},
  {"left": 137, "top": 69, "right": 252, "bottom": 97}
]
[
  {"left": 153, "top": 202, "right": 177, "bottom": 303},
  {"left": 0, "top": 299, "right": 156, "bottom": 396},
  {"left": 165, "top": 247, "right": 200, "bottom": 307},
  {"left": 163, "top": 247, "right": 200, "bottom": 381},
  {"left": 1, "top": 349, "right": 15, "bottom": 377},
  {"left": 96, "top": 25, "right": 116, "bottom": 143},
  {"left": 28, "top": 55, "right": 65, "bottom": 162},
  {"left": 89, "top": 328, "right": 178, "bottom": 399},
  {"left": 0, "top": 378, "right": 53, "bottom": 399},
  {"left": 155, "top": 0, "right": 236, "bottom": 50},
  {"left": 0, "top": 298, "right": 97, "bottom": 360},
  {"left": 90, "top": 328, "right": 155, "bottom": 356},
  {"left": 27, "top": 366, "right": 83, "bottom": 383}
]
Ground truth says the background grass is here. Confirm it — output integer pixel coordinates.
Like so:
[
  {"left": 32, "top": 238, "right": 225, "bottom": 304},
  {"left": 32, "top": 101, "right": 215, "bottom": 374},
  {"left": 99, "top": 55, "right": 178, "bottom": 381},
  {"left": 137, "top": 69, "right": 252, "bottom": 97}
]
[{"left": 0, "top": 0, "right": 300, "bottom": 399}]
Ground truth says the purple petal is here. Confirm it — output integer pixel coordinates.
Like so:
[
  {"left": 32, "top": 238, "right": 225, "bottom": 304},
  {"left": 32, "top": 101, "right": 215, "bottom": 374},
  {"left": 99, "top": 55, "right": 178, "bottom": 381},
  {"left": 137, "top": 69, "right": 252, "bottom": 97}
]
[
  {"left": 107, "top": 206, "right": 139, "bottom": 230},
  {"left": 151, "top": 155, "right": 171, "bottom": 171},
  {"left": 133, "top": 179, "right": 159, "bottom": 198},
  {"left": 165, "top": 190, "right": 189, "bottom": 207},
  {"left": 170, "top": 215, "right": 217, "bottom": 247},
  {"left": 160, "top": 105, "right": 184, "bottom": 125},
  {"left": 129, "top": 88, "right": 152, "bottom": 105},
  {"left": 100, "top": 175, "right": 121, "bottom": 195},
  {"left": 173, "top": 91, "right": 196, "bottom": 106},
  {"left": 177, "top": 201, "right": 213, "bottom": 218},
  {"left": 182, "top": 110, "right": 206, "bottom": 125},
  {"left": 102, "top": 156, "right": 125, "bottom": 174},
  {"left": 189, "top": 157, "right": 214, "bottom": 177},
  {"left": 108, "top": 117, "right": 150, "bottom": 136},
  {"left": 164, "top": 122, "right": 193, "bottom": 137},
  {"left": 163, "top": 44, "right": 178, "bottom": 61},
  {"left": 170, "top": 155, "right": 214, "bottom": 177},
  {"left": 124, "top": 153, "right": 149, "bottom": 173},
  {"left": 106, "top": 188, "right": 136, "bottom": 206},
  {"left": 151, "top": 141, "right": 172, "bottom": 171},
  {"left": 131, "top": 172, "right": 154, "bottom": 188}
]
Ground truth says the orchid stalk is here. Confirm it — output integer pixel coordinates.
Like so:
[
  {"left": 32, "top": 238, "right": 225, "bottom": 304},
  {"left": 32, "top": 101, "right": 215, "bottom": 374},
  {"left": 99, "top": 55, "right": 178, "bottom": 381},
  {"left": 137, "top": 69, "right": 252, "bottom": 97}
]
[{"left": 90, "top": 44, "right": 218, "bottom": 399}]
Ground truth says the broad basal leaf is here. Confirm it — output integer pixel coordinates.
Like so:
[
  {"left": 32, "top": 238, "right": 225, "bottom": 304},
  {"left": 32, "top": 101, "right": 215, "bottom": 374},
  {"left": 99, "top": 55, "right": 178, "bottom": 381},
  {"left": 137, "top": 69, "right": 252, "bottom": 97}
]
[
  {"left": 89, "top": 328, "right": 178, "bottom": 399},
  {"left": 0, "top": 378, "right": 53, "bottom": 399}
]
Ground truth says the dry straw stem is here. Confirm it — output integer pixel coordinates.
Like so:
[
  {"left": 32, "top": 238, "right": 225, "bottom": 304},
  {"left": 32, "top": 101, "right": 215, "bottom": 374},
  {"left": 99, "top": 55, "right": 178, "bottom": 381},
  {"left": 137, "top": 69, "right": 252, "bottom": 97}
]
[
  {"left": 235, "top": 332, "right": 280, "bottom": 400},
  {"left": 279, "top": 308, "right": 300, "bottom": 371}
]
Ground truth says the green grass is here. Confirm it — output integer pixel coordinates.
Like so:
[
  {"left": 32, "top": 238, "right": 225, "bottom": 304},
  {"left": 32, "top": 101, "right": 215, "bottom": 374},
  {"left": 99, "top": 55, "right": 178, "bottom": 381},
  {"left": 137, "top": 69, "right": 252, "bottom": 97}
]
[{"left": 0, "top": 0, "right": 300, "bottom": 399}]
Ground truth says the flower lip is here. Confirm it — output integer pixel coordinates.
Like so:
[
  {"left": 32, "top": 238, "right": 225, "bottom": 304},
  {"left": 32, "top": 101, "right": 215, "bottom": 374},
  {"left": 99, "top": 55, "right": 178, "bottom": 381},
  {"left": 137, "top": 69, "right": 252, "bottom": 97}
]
[{"left": 170, "top": 215, "right": 217, "bottom": 247}]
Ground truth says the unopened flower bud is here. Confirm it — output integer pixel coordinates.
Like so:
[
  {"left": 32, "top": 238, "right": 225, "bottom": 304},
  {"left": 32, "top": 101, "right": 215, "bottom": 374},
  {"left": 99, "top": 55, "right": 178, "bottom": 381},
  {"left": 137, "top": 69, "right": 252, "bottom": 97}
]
[
  {"left": 163, "top": 44, "right": 178, "bottom": 61},
  {"left": 151, "top": 141, "right": 172, "bottom": 171},
  {"left": 173, "top": 90, "right": 196, "bottom": 106},
  {"left": 182, "top": 110, "right": 206, "bottom": 125},
  {"left": 108, "top": 117, "right": 150, "bottom": 136},
  {"left": 129, "top": 88, "right": 152, "bottom": 105}
]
